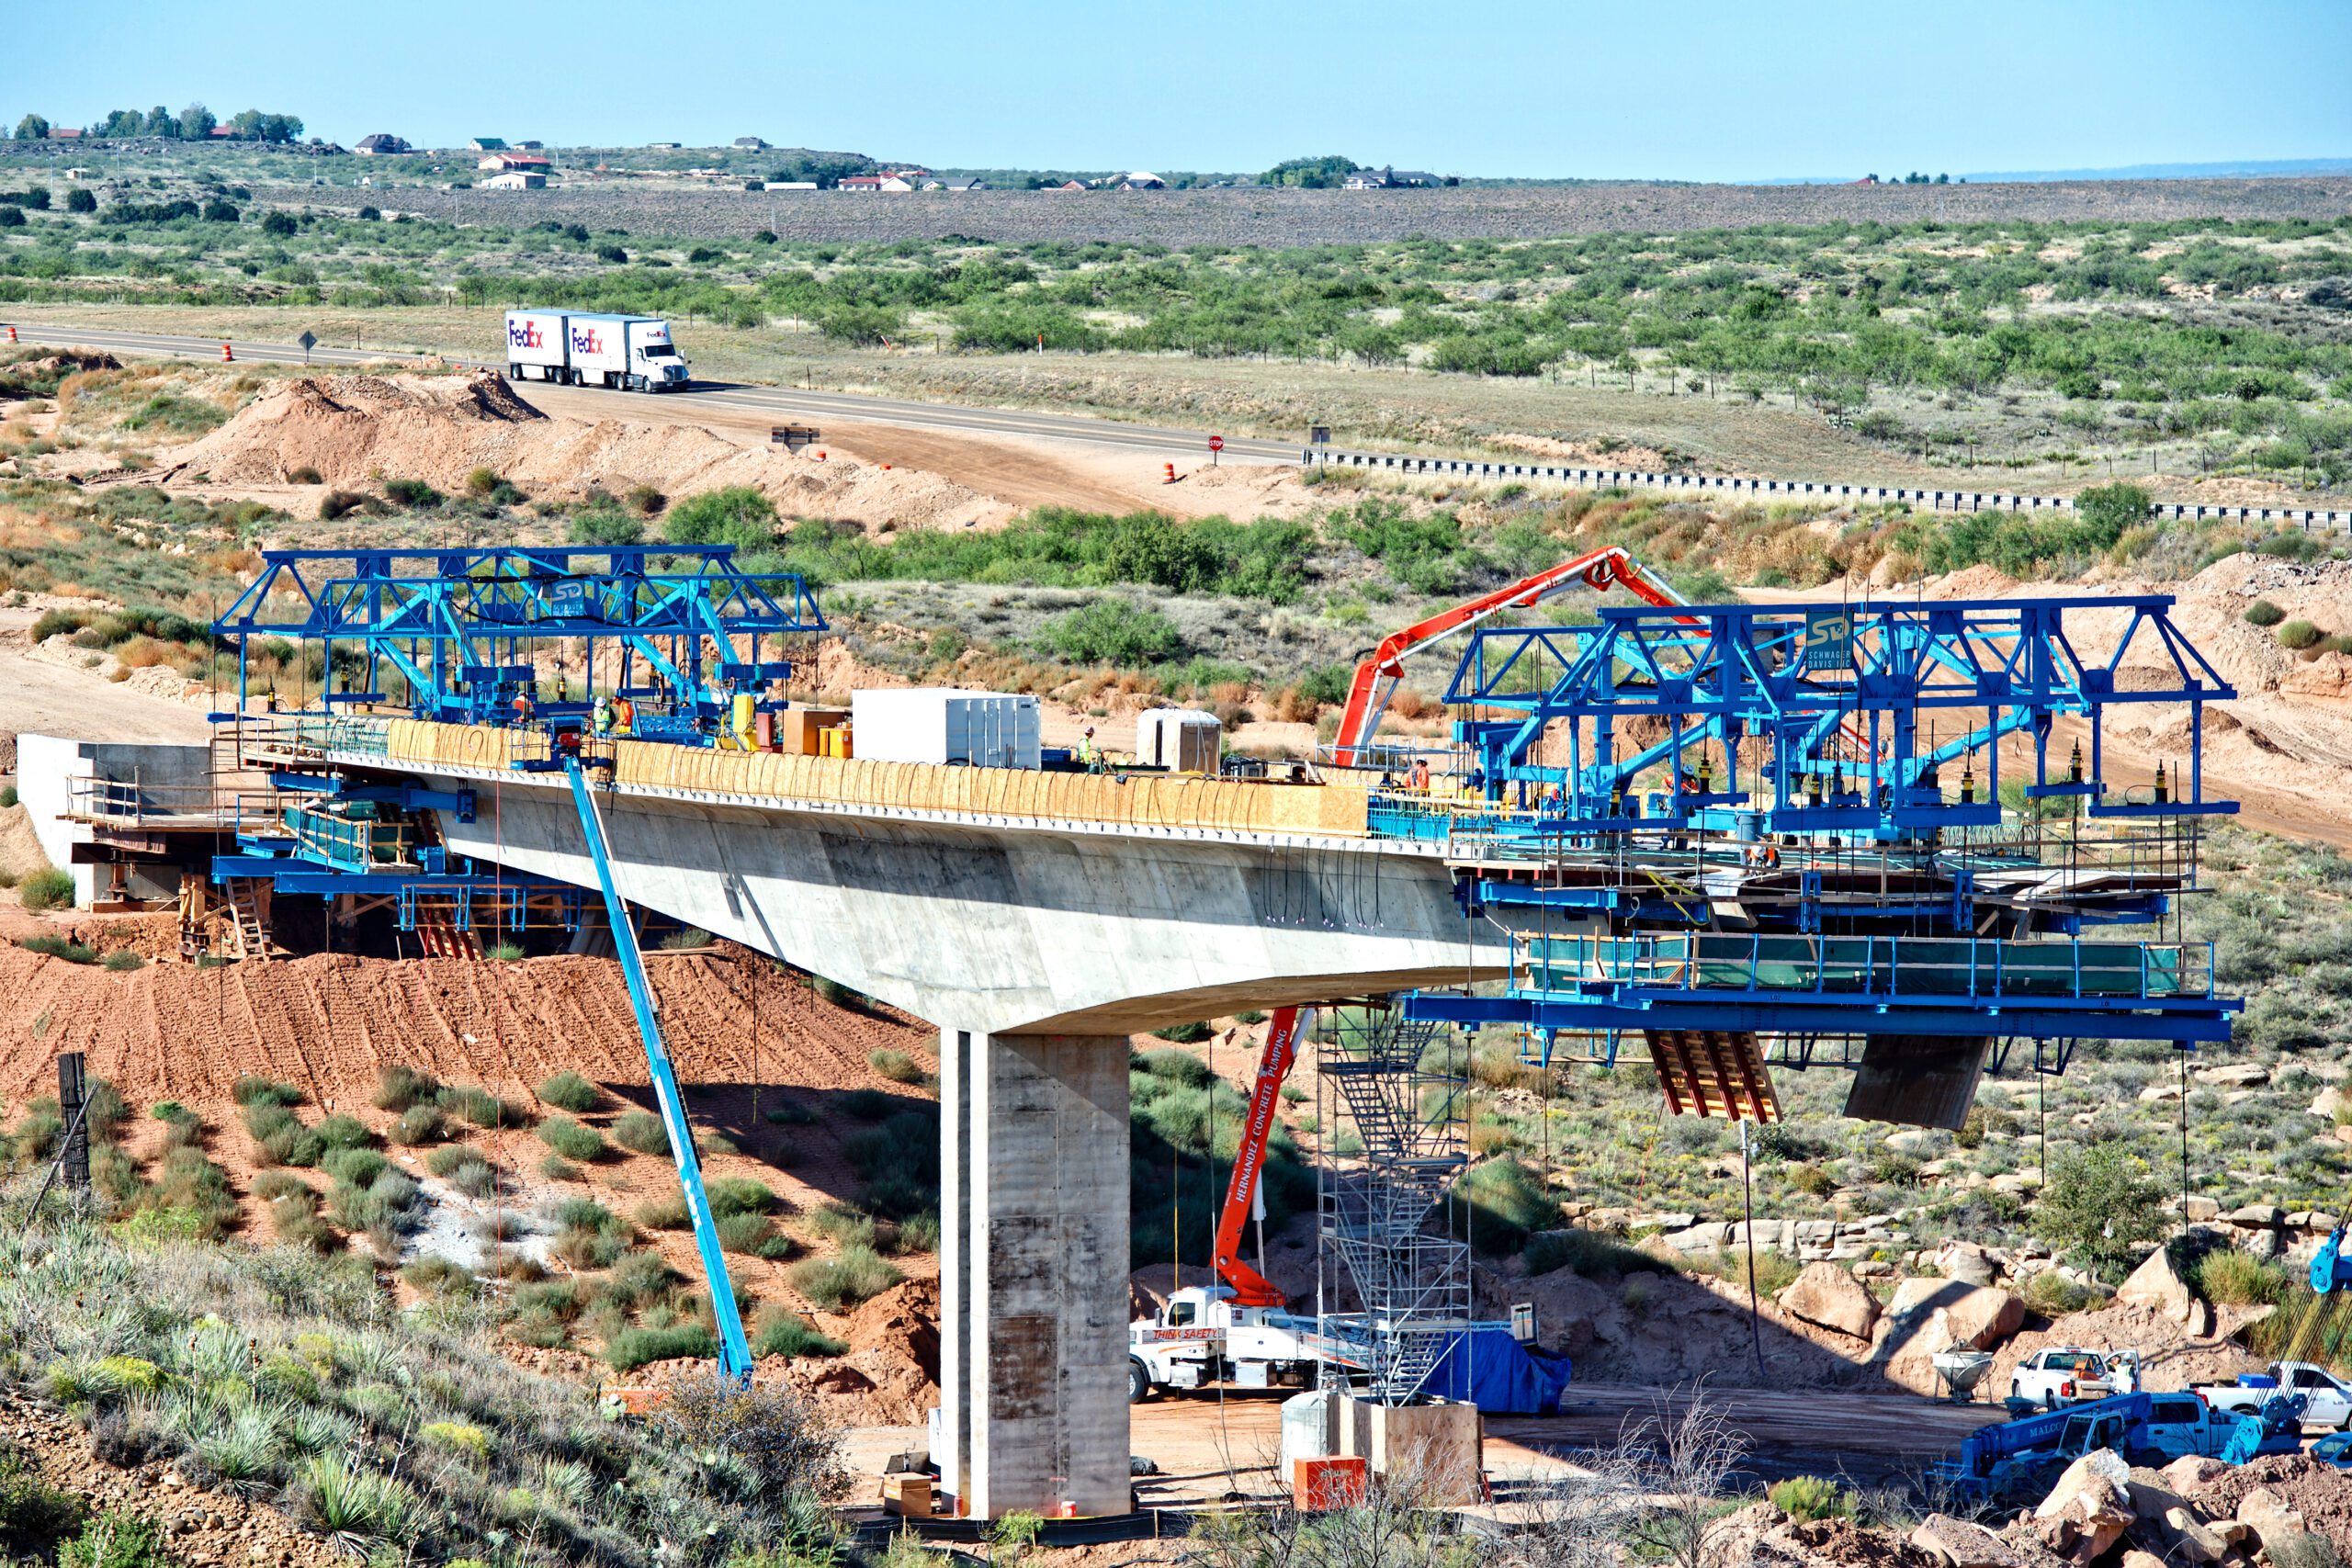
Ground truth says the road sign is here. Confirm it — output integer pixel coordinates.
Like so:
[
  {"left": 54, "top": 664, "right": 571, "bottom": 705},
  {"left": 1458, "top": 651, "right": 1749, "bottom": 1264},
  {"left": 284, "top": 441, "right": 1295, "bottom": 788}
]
[
  {"left": 1309, "top": 425, "right": 1330, "bottom": 446},
  {"left": 298, "top": 330, "right": 317, "bottom": 365},
  {"left": 1208, "top": 435, "right": 1224, "bottom": 451}
]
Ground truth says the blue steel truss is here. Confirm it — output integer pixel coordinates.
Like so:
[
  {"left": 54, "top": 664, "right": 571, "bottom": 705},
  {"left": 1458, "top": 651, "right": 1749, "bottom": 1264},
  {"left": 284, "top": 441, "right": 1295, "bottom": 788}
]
[
  {"left": 1446, "top": 595, "right": 2234, "bottom": 840},
  {"left": 1404, "top": 593, "right": 2244, "bottom": 1066},
  {"left": 212, "top": 545, "right": 825, "bottom": 733}
]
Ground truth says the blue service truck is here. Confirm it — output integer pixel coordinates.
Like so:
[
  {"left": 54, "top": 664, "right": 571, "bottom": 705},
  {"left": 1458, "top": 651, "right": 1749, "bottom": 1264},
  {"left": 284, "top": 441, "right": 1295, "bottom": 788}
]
[
  {"left": 1935, "top": 1390, "right": 2307, "bottom": 1500},
  {"left": 503, "top": 309, "right": 690, "bottom": 392}
]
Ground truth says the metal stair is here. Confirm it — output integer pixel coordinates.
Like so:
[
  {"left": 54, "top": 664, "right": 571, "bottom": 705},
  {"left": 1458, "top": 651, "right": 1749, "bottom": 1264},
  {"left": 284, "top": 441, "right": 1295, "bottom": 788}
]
[{"left": 222, "top": 878, "right": 271, "bottom": 961}]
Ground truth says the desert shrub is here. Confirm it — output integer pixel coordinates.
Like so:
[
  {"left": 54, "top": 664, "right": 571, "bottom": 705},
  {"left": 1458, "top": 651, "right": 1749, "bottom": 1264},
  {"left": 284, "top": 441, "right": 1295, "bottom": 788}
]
[
  {"left": 895, "top": 1212, "right": 941, "bottom": 1255},
  {"left": 537, "top": 1071, "right": 602, "bottom": 1112},
  {"left": 268, "top": 1192, "right": 336, "bottom": 1252},
  {"left": 537, "top": 1154, "right": 582, "bottom": 1183},
  {"left": 424, "top": 1145, "right": 473, "bottom": 1179},
  {"left": 1449, "top": 1156, "right": 1559, "bottom": 1255},
  {"left": 1151, "top": 1021, "right": 1213, "bottom": 1045},
  {"left": 665, "top": 485, "right": 777, "bottom": 549},
  {"left": 2245, "top": 599, "right": 2287, "bottom": 626},
  {"left": 867, "top": 1049, "right": 923, "bottom": 1085},
  {"left": 751, "top": 1307, "right": 846, "bottom": 1359},
  {"left": 250, "top": 1168, "right": 311, "bottom": 1202},
  {"left": 1770, "top": 1476, "right": 1853, "bottom": 1523},
  {"left": 2022, "top": 1270, "right": 2094, "bottom": 1317},
  {"left": 789, "top": 1245, "right": 901, "bottom": 1311},
  {"left": 808, "top": 1203, "right": 876, "bottom": 1251},
  {"left": 317, "top": 491, "right": 371, "bottom": 521},
  {"left": 536, "top": 1116, "right": 606, "bottom": 1162},
  {"left": 708, "top": 1177, "right": 778, "bottom": 1217},
  {"left": 371, "top": 1065, "right": 440, "bottom": 1112},
  {"left": 99, "top": 951, "right": 144, "bottom": 973},
  {"left": 19, "top": 935, "right": 95, "bottom": 963},
  {"left": 2278, "top": 620, "right": 2324, "bottom": 650},
  {"left": 401, "top": 1258, "right": 472, "bottom": 1298},
  {"left": 232, "top": 1075, "right": 302, "bottom": 1108},
  {"left": 2035, "top": 1143, "right": 2167, "bottom": 1281},
  {"left": 1038, "top": 601, "right": 1182, "bottom": 665},
  {"left": 552, "top": 1213, "right": 631, "bottom": 1271},
  {"left": 388, "top": 1105, "right": 446, "bottom": 1146},
  {"left": 436, "top": 1085, "right": 527, "bottom": 1128},
  {"left": 287, "top": 466, "right": 322, "bottom": 485},
  {"left": 0, "top": 1446, "right": 86, "bottom": 1559},
  {"left": 1138, "top": 1047, "right": 1213, "bottom": 1088},
  {"left": 290, "top": 1454, "right": 415, "bottom": 1548},
  {"left": 838, "top": 1089, "right": 890, "bottom": 1121},
  {"left": 1524, "top": 1227, "right": 1672, "bottom": 1280},
  {"left": 321, "top": 1146, "right": 388, "bottom": 1187},
  {"left": 382, "top": 478, "right": 440, "bottom": 508},
  {"left": 844, "top": 1111, "right": 938, "bottom": 1218},
  {"left": 635, "top": 1194, "right": 690, "bottom": 1230},
  {"left": 763, "top": 1100, "right": 817, "bottom": 1126},
  {"left": 718, "top": 1213, "right": 775, "bottom": 1256},
  {"left": 604, "top": 1324, "right": 718, "bottom": 1372},
  {"left": 18, "top": 869, "right": 75, "bottom": 912},
  {"left": 2195, "top": 1248, "right": 2290, "bottom": 1306},
  {"left": 328, "top": 1168, "right": 421, "bottom": 1235},
  {"left": 612, "top": 1111, "right": 670, "bottom": 1156},
  {"left": 314, "top": 1114, "right": 374, "bottom": 1151}
]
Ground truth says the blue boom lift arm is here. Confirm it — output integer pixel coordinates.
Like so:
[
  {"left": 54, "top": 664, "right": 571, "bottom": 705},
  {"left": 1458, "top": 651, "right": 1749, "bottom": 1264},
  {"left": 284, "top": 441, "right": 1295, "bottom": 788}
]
[{"left": 564, "top": 755, "right": 753, "bottom": 1383}]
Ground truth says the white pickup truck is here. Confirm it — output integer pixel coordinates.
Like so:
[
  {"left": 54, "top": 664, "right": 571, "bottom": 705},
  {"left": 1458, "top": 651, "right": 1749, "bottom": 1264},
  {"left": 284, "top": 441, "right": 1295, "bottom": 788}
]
[
  {"left": 2007, "top": 1347, "right": 2118, "bottom": 1410},
  {"left": 2195, "top": 1361, "right": 2352, "bottom": 1431},
  {"left": 1128, "top": 1285, "right": 1359, "bottom": 1402}
]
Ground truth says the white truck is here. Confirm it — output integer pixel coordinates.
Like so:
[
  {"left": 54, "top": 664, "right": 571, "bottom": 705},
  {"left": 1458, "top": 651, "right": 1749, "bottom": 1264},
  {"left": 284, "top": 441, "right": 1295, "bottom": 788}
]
[
  {"left": 503, "top": 309, "right": 690, "bottom": 392},
  {"left": 1128, "top": 1285, "right": 1355, "bottom": 1403},
  {"left": 2007, "top": 1346, "right": 2118, "bottom": 1410},
  {"left": 2196, "top": 1361, "right": 2352, "bottom": 1431}
]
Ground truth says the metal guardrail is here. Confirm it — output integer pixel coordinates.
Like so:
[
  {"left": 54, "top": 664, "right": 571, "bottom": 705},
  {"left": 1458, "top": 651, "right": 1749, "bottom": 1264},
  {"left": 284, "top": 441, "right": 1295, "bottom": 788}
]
[
  {"left": 1306, "top": 449, "right": 2349, "bottom": 534},
  {"left": 1519, "top": 931, "right": 2213, "bottom": 1002}
]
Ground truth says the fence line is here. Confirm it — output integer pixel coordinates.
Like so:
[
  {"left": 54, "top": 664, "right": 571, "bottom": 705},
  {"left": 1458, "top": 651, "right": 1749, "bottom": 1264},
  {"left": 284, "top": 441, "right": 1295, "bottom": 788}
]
[{"left": 1305, "top": 449, "right": 2349, "bottom": 533}]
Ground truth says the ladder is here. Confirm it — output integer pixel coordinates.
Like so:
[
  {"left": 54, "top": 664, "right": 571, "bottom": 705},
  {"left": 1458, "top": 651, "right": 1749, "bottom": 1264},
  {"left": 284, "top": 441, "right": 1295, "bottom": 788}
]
[
  {"left": 1645, "top": 1028, "right": 1781, "bottom": 1122},
  {"left": 564, "top": 757, "right": 753, "bottom": 1384},
  {"left": 413, "top": 906, "right": 480, "bottom": 959},
  {"left": 223, "top": 878, "right": 272, "bottom": 962}
]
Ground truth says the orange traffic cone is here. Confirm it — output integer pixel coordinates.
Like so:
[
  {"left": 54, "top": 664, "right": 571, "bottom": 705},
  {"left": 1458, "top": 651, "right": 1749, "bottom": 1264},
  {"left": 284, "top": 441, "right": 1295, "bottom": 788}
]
[
  {"left": 817, "top": 450, "right": 827, "bottom": 462},
  {"left": 4, "top": 325, "right": 15, "bottom": 344},
  {"left": 1162, "top": 463, "right": 1176, "bottom": 484},
  {"left": 220, "top": 343, "right": 234, "bottom": 363}
]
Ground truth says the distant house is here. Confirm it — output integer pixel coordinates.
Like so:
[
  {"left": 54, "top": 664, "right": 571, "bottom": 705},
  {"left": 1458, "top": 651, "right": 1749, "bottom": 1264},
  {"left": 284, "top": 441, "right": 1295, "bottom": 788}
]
[
  {"left": 837, "top": 175, "right": 885, "bottom": 192},
  {"left": 479, "top": 152, "right": 551, "bottom": 173},
  {"left": 1048, "top": 179, "right": 1088, "bottom": 192},
  {"left": 469, "top": 137, "right": 507, "bottom": 152},
  {"left": 885, "top": 165, "right": 932, "bottom": 180},
  {"left": 763, "top": 180, "right": 819, "bottom": 191},
  {"left": 208, "top": 125, "right": 240, "bottom": 139},
  {"left": 354, "top": 133, "right": 411, "bottom": 156},
  {"left": 876, "top": 175, "right": 917, "bottom": 193},
  {"left": 1344, "top": 166, "right": 1442, "bottom": 189},
  {"left": 940, "top": 177, "right": 985, "bottom": 192},
  {"left": 1119, "top": 171, "right": 1166, "bottom": 190},
  {"left": 646, "top": 141, "right": 683, "bottom": 150},
  {"left": 733, "top": 136, "right": 769, "bottom": 150},
  {"left": 1851, "top": 174, "right": 1880, "bottom": 186},
  {"left": 514, "top": 140, "right": 544, "bottom": 151},
  {"left": 51, "top": 128, "right": 82, "bottom": 141},
  {"left": 480, "top": 171, "right": 547, "bottom": 190}
]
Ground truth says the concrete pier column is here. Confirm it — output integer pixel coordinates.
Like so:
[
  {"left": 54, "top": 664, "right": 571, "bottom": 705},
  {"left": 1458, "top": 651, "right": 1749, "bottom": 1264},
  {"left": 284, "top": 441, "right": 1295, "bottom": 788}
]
[{"left": 938, "top": 1028, "right": 1131, "bottom": 1519}]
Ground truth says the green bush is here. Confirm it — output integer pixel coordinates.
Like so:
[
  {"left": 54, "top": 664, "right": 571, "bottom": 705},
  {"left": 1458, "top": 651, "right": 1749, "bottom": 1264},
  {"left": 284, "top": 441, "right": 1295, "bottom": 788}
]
[
  {"left": 2278, "top": 620, "right": 2324, "bottom": 650},
  {"left": 2195, "top": 1248, "right": 2290, "bottom": 1307},
  {"left": 0, "top": 1447, "right": 88, "bottom": 1558},
  {"left": 536, "top": 1116, "right": 607, "bottom": 1162},
  {"left": 371, "top": 1065, "right": 440, "bottom": 1112},
  {"left": 328, "top": 1168, "right": 421, "bottom": 1235},
  {"left": 612, "top": 1111, "right": 670, "bottom": 1156},
  {"left": 2034, "top": 1143, "right": 2168, "bottom": 1281},
  {"left": 251, "top": 1168, "right": 311, "bottom": 1202},
  {"left": 751, "top": 1307, "right": 845, "bottom": 1359},
  {"left": 1037, "top": 601, "right": 1183, "bottom": 666},
  {"left": 1524, "top": 1228, "right": 1672, "bottom": 1280},
  {"left": 232, "top": 1075, "right": 302, "bottom": 1108},
  {"left": 789, "top": 1245, "right": 902, "bottom": 1311},
  {"left": 322, "top": 1146, "right": 389, "bottom": 1186},
  {"left": 1449, "top": 1156, "right": 1559, "bottom": 1256},
  {"left": 708, "top": 1177, "right": 777, "bottom": 1217},
  {"left": 436, "top": 1085, "right": 527, "bottom": 1127},
  {"left": 382, "top": 478, "right": 441, "bottom": 508},
  {"left": 314, "top": 1113, "right": 375, "bottom": 1151},
  {"left": 537, "top": 1154, "right": 582, "bottom": 1183},
  {"left": 808, "top": 1203, "right": 876, "bottom": 1251},
  {"left": 20, "top": 935, "right": 96, "bottom": 964},
  {"left": 604, "top": 1325, "right": 718, "bottom": 1371},
  {"left": 2245, "top": 599, "right": 2288, "bottom": 627},
  {"left": 718, "top": 1213, "right": 775, "bottom": 1255},
  {"left": 1138, "top": 1047, "right": 1213, "bottom": 1087},
  {"left": 838, "top": 1089, "right": 890, "bottom": 1121},
  {"left": 635, "top": 1195, "right": 691, "bottom": 1230},
  {"left": 388, "top": 1104, "right": 446, "bottom": 1146},
  {"left": 664, "top": 486, "right": 777, "bottom": 550},
  {"left": 537, "top": 1072, "right": 603, "bottom": 1112},
  {"left": 867, "top": 1049, "right": 924, "bottom": 1085},
  {"left": 17, "top": 869, "right": 75, "bottom": 912},
  {"left": 1151, "top": 1021, "right": 1213, "bottom": 1044},
  {"left": 1770, "top": 1476, "right": 1852, "bottom": 1523}
]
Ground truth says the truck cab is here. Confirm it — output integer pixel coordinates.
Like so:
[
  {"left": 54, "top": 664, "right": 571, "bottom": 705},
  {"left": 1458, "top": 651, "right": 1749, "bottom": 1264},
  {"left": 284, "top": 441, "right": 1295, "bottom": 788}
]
[
  {"left": 2008, "top": 1346, "right": 2113, "bottom": 1411},
  {"left": 626, "top": 321, "right": 690, "bottom": 390},
  {"left": 1127, "top": 1286, "right": 1326, "bottom": 1403}
]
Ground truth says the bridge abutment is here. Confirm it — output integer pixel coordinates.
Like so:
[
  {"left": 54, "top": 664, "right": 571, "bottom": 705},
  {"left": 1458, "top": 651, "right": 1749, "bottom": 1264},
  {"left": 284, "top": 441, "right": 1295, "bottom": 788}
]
[{"left": 938, "top": 1027, "right": 1131, "bottom": 1519}]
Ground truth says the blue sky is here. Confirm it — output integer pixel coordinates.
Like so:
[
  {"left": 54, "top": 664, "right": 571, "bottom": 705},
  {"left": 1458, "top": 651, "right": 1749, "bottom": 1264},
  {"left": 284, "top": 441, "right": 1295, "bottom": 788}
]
[{"left": 5, "top": 0, "right": 2347, "bottom": 180}]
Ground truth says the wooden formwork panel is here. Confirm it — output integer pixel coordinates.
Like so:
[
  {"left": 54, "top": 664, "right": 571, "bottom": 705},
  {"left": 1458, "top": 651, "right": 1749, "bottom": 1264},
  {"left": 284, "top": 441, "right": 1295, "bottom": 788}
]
[{"left": 1645, "top": 1028, "right": 1781, "bottom": 1123}]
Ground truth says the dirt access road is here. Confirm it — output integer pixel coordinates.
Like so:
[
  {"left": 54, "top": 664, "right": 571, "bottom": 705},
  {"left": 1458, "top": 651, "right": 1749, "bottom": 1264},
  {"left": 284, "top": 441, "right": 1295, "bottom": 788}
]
[
  {"left": 844, "top": 1382, "right": 2008, "bottom": 1503},
  {"left": 0, "top": 609, "right": 214, "bottom": 746}
]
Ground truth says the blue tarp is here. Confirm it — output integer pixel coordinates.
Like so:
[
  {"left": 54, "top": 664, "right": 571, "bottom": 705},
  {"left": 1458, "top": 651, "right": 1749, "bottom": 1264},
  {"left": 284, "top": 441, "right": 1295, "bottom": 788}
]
[{"left": 1424, "top": 1326, "right": 1573, "bottom": 1416}]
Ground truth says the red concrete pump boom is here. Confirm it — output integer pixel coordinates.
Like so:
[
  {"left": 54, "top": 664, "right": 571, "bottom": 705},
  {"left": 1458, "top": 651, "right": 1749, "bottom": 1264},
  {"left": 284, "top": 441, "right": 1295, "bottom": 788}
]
[
  {"left": 1329, "top": 545, "right": 1690, "bottom": 767},
  {"left": 1214, "top": 1004, "right": 1313, "bottom": 1308}
]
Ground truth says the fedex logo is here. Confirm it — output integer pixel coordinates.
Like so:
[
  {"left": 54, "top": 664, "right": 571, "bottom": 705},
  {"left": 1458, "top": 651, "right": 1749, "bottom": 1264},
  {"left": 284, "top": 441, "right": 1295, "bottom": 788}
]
[
  {"left": 571, "top": 326, "right": 602, "bottom": 355},
  {"left": 507, "top": 320, "right": 543, "bottom": 349}
]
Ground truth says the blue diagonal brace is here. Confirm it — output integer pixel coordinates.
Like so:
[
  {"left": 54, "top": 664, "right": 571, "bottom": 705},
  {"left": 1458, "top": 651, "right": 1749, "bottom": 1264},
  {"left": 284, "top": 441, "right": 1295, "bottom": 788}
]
[{"left": 564, "top": 758, "right": 753, "bottom": 1385}]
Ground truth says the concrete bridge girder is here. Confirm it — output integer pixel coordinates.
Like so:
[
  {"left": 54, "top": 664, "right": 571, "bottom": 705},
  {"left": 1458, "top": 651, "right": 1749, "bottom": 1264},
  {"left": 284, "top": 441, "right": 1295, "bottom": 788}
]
[{"left": 429, "top": 773, "right": 1505, "bottom": 1036}]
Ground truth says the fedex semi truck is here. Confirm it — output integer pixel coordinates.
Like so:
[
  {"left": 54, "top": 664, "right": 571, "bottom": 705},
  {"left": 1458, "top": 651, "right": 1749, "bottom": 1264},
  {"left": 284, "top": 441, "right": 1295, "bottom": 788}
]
[{"left": 503, "top": 310, "right": 690, "bottom": 392}]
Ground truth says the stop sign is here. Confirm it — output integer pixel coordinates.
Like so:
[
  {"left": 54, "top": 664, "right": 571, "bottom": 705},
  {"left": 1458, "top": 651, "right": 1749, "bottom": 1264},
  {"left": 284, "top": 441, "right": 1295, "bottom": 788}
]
[{"left": 1208, "top": 435, "right": 1224, "bottom": 452}]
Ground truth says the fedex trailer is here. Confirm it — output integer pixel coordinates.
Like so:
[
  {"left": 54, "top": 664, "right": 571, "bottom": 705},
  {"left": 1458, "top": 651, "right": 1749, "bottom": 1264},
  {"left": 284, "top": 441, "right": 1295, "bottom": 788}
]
[{"left": 503, "top": 309, "right": 691, "bottom": 392}]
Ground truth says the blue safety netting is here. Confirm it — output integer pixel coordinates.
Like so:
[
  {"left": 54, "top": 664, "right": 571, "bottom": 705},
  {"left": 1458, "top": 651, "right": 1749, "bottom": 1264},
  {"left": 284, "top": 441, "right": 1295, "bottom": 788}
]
[{"left": 1424, "top": 1326, "right": 1573, "bottom": 1415}]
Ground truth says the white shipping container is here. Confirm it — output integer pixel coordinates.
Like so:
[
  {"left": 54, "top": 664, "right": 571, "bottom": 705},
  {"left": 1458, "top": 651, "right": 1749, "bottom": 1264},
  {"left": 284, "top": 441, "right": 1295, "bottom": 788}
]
[
  {"left": 1135, "top": 707, "right": 1222, "bottom": 773},
  {"left": 562, "top": 312, "right": 634, "bottom": 376},
  {"left": 504, "top": 309, "right": 570, "bottom": 375},
  {"left": 852, "top": 688, "right": 1041, "bottom": 769}
]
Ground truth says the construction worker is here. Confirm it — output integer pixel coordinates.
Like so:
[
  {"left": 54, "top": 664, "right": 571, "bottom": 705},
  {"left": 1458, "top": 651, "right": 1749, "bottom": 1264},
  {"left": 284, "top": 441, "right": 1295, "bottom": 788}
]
[
  {"left": 593, "top": 696, "right": 615, "bottom": 737},
  {"left": 1412, "top": 758, "right": 1430, "bottom": 793},
  {"left": 513, "top": 687, "right": 536, "bottom": 727},
  {"left": 614, "top": 694, "right": 635, "bottom": 737},
  {"left": 1077, "top": 727, "right": 1101, "bottom": 770}
]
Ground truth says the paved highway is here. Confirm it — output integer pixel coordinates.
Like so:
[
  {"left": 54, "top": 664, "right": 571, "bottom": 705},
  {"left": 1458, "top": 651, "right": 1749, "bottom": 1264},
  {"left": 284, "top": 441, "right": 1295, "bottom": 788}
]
[{"left": 6, "top": 322, "right": 1306, "bottom": 463}]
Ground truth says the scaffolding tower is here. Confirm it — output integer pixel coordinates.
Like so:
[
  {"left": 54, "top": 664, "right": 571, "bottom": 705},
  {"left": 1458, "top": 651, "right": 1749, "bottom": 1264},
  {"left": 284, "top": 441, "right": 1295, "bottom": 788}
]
[{"left": 1314, "top": 1004, "right": 1472, "bottom": 1404}]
